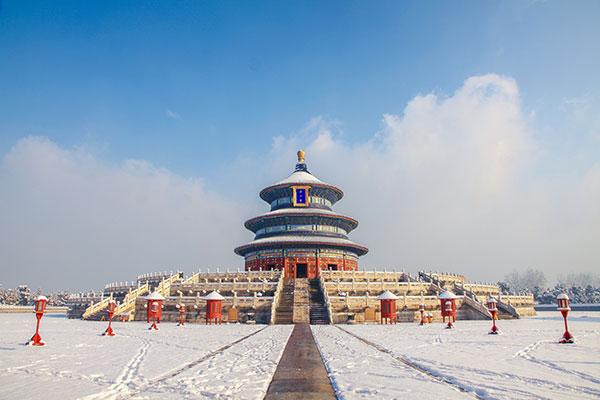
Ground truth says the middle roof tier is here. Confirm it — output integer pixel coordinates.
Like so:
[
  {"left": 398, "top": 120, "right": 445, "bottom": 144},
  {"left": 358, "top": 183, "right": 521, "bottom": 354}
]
[{"left": 244, "top": 208, "right": 359, "bottom": 234}]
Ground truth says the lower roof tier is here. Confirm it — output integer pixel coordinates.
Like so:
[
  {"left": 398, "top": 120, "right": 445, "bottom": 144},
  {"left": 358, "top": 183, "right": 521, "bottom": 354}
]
[{"left": 234, "top": 235, "right": 368, "bottom": 257}]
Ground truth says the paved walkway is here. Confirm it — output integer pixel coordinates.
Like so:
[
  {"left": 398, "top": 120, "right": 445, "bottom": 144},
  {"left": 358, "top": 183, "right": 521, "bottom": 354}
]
[{"left": 264, "top": 324, "right": 336, "bottom": 399}]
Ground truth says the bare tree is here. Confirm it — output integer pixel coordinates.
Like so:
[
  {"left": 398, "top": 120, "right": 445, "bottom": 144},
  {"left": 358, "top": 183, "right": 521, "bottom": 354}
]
[
  {"left": 556, "top": 272, "right": 600, "bottom": 288},
  {"left": 504, "top": 268, "right": 547, "bottom": 293}
]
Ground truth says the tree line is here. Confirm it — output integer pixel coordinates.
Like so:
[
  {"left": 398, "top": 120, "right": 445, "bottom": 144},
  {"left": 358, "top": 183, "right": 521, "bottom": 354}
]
[{"left": 497, "top": 269, "right": 600, "bottom": 304}]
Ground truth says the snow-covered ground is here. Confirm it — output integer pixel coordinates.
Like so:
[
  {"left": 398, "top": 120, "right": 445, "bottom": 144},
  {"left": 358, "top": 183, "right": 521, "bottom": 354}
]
[
  {"left": 0, "top": 314, "right": 292, "bottom": 399},
  {"left": 2, "top": 313, "right": 599, "bottom": 399},
  {"left": 312, "top": 312, "right": 600, "bottom": 400}
]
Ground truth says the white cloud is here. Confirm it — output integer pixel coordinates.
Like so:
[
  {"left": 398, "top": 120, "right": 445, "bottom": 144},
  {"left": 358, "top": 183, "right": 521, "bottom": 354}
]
[
  {"left": 165, "top": 109, "right": 180, "bottom": 120},
  {"left": 1, "top": 74, "right": 598, "bottom": 290},
  {"left": 260, "top": 74, "right": 600, "bottom": 283},
  {"left": 0, "top": 137, "right": 245, "bottom": 290}
]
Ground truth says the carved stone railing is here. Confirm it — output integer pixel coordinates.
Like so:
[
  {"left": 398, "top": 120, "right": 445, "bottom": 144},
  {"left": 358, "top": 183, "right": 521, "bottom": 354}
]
[
  {"left": 156, "top": 273, "right": 182, "bottom": 297},
  {"left": 270, "top": 272, "right": 286, "bottom": 324},
  {"left": 461, "top": 295, "right": 492, "bottom": 319},
  {"left": 112, "top": 282, "right": 150, "bottom": 321},
  {"left": 324, "top": 281, "right": 433, "bottom": 295},
  {"left": 82, "top": 296, "right": 111, "bottom": 320}
]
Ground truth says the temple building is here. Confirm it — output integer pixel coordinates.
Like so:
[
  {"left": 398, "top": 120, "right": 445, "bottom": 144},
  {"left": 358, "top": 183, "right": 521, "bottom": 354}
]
[
  {"left": 234, "top": 150, "right": 368, "bottom": 279},
  {"left": 73, "top": 150, "right": 535, "bottom": 324}
]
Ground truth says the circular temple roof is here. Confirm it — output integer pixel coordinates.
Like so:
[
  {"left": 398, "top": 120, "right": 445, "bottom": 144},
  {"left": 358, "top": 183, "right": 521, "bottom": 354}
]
[
  {"left": 235, "top": 150, "right": 368, "bottom": 259},
  {"left": 259, "top": 156, "right": 344, "bottom": 204},
  {"left": 244, "top": 208, "right": 359, "bottom": 232},
  {"left": 234, "top": 235, "right": 368, "bottom": 257}
]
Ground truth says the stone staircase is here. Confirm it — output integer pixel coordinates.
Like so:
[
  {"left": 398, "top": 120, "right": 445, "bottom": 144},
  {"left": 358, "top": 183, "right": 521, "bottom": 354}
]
[
  {"left": 82, "top": 296, "right": 111, "bottom": 320},
  {"left": 274, "top": 280, "right": 294, "bottom": 324},
  {"left": 496, "top": 298, "right": 521, "bottom": 319},
  {"left": 273, "top": 278, "right": 331, "bottom": 325},
  {"left": 112, "top": 283, "right": 149, "bottom": 321},
  {"left": 309, "top": 279, "right": 330, "bottom": 325}
]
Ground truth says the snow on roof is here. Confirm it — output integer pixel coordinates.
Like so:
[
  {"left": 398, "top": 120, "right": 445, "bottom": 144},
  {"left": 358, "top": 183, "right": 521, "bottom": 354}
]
[
  {"left": 255, "top": 207, "right": 347, "bottom": 218},
  {"left": 35, "top": 295, "right": 48, "bottom": 301},
  {"left": 276, "top": 170, "right": 324, "bottom": 185},
  {"left": 438, "top": 290, "right": 457, "bottom": 299},
  {"left": 145, "top": 291, "right": 165, "bottom": 300},
  {"left": 205, "top": 291, "right": 224, "bottom": 300},
  {"left": 557, "top": 293, "right": 569, "bottom": 300},
  {"left": 377, "top": 290, "right": 399, "bottom": 300},
  {"left": 487, "top": 296, "right": 497, "bottom": 303}
]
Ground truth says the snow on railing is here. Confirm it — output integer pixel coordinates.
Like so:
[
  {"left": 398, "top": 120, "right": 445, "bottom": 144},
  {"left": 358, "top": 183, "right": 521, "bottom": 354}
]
[
  {"left": 82, "top": 296, "right": 112, "bottom": 319},
  {"left": 112, "top": 282, "right": 150, "bottom": 320},
  {"left": 270, "top": 272, "right": 286, "bottom": 325}
]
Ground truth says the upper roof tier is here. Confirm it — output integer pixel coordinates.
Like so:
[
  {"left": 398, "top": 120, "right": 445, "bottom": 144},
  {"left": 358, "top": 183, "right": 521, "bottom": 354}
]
[{"left": 259, "top": 152, "right": 344, "bottom": 204}]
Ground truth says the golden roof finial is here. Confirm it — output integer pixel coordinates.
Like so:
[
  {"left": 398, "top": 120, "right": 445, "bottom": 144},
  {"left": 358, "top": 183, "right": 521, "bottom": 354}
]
[{"left": 297, "top": 149, "right": 305, "bottom": 163}]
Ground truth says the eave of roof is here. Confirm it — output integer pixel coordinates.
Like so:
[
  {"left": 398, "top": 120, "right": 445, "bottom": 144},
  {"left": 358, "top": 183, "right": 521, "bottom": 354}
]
[
  {"left": 244, "top": 208, "right": 359, "bottom": 231},
  {"left": 234, "top": 235, "right": 368, "bottom": 256},
  {"left": 259, "top": 182, "right": 344, "bottom": 203}
]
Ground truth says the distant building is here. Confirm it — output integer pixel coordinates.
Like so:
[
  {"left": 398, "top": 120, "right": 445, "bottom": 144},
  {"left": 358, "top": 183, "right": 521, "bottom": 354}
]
[{"left": 234, "top": 150, "right": 368, "bottom": 279}]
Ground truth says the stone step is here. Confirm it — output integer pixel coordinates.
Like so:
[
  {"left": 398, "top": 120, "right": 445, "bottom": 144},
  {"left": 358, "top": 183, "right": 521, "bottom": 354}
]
[
  {"left": 307, "top": 278, "right": 330, "bottom": 325},
  {"left": 275, "top": 280, "right": 296, "bottom": 324}
]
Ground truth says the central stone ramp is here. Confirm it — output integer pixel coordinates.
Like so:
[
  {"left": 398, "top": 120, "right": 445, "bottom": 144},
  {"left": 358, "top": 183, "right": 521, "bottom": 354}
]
[{"left": 265, "top": 324, "right": 335, "bottom": 399}]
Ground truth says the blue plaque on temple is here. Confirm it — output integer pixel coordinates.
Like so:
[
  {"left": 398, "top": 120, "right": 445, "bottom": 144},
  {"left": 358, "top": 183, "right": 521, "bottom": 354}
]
[{"left": 296, "top": 188, "right": 307, "bottom": 204}]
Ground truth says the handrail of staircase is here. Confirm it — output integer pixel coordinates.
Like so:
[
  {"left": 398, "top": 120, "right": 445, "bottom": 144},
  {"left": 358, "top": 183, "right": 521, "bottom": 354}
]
[
  {"left": 418, "top": 271, "right": 445, "bottom": 293},
  {"left": 156, "top": 273, "right": 182, "bottom": 296},
  {"left": 182, "top": 272, "right": 200, "bottom": 285},
  {"left": 112, "top": 282, "right": 150, "bottom": 320},
  {"left": 497, "top": 296, "right": 521, "bottom": 319},
  {"left": 82, "top": 296, "right": 111, "bottom": 320},
  {"left": 270, "top": 272, "right": 285, "bottom": 325},
  {"left": 461, "top": 294, "right": 492, "bottom": 320}
]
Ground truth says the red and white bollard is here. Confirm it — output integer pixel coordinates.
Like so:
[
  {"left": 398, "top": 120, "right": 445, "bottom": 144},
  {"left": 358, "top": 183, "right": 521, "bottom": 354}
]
[
  {"left": 486, "top": 296, "right": 499, "bottom": 334},
  {"left": 176, "top": 302, "right": 186, "bottom": 326},
  {"left": 426, "top": 312, "right": 433, "bottom": 323},
  {"left": 103, "top": 298, "right": 117, "bottom": 336},
  {"left": 557, "top": 293, "right": 574, "bottom": 344},
  {"left": 144, "top": 291, "right": 164, "bottom": 331},
  {"left": 29, "top": 295, "right": 48, "bottom": 346},
  {"left": 438, "top": 290, "right": 457, "bottom": 329}
]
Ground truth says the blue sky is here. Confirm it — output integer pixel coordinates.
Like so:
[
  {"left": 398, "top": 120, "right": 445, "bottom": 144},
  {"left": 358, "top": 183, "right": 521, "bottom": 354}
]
[
  {"left": 1, "top": 1, "right": 599, "bottom": 289},
  {"left": 2, "top": 1, "right": 598, "bottom": 181}
]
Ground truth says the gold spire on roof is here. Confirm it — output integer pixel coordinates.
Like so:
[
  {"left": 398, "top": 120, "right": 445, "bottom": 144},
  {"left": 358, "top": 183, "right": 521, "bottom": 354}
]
[{"left": 297, "top": 149, "right": 305, "bottom": 163}]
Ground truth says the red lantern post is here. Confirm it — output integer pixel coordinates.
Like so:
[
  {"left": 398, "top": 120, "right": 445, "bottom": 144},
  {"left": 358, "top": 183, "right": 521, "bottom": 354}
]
[
  {"left": 205, "top": 291, "right": 224, "bottom": 325},
  {"left": 145, "top": 291, "right": 164, "bottom": 331},
  {"left": 103, "top": 298, "right": 117, "bottom": 336},
  {"left": 176, "top": 302, "right": 186, "bottom": 326},
  {"left": 438, "top": 290, "right": 457, "bottom": 329},
  {"left": 486, "top": 296, "right": 499, "bottom": 335},
  {"left": 29, "top": 295, "right": 48, "bottom": 346},
  {"left": 378, "top": 290, "right": 398, "bottom": 324},
  {"left": 557, "top": 293, "right": 574, "bottom": 344}
]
